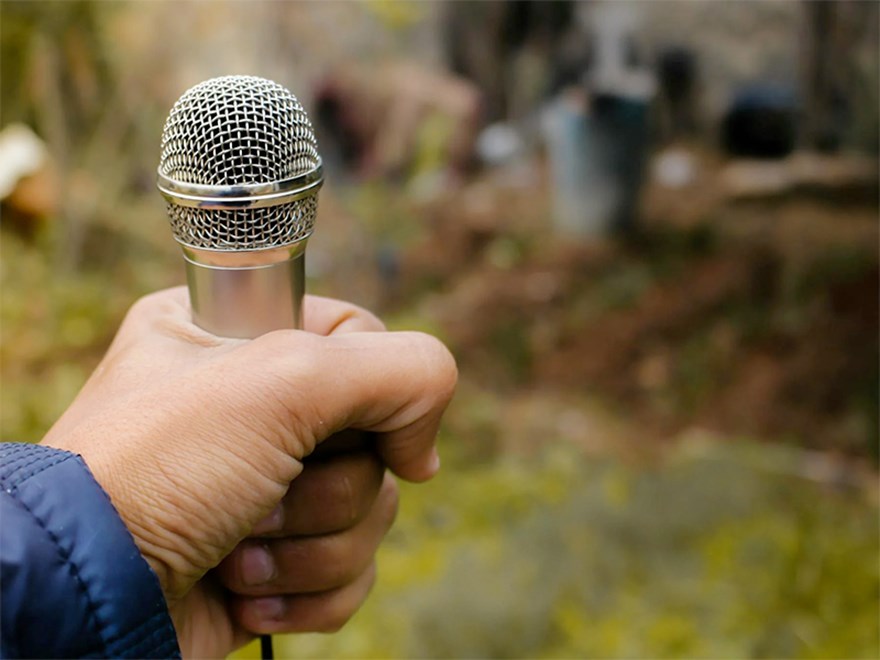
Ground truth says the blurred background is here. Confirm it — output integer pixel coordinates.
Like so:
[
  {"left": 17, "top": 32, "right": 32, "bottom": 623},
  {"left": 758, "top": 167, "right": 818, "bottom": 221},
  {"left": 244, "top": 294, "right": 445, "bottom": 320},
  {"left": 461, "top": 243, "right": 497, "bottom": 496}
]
[{"left": 1, "top": 1, "right": 878, "bottom": 657}]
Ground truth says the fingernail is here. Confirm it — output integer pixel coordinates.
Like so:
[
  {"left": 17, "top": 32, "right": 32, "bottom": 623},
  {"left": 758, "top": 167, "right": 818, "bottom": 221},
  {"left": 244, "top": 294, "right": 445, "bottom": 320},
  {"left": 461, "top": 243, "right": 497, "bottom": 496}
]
[
  {"left": 252, "top": 596, "right": 286, "bottom": 622},
  {"left": 251, "top": 504, "right": 284, "bottom": 535},
  {"left": 240, "top": 544, "right": 276, "bottom": 586}
]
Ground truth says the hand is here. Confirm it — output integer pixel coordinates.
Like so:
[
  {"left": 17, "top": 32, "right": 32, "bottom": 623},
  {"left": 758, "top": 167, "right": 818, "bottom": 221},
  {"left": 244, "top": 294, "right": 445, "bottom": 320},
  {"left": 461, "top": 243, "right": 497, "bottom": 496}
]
[{"left": 41, "top": 287, "right": 457, "bottom": 657}]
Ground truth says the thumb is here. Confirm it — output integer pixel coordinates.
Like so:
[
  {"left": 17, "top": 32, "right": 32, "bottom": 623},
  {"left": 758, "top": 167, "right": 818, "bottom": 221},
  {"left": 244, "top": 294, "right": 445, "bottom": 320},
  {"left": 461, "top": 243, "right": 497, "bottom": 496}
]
[{"left": 252, "top": 329, "right": 457, "bottom": 482}]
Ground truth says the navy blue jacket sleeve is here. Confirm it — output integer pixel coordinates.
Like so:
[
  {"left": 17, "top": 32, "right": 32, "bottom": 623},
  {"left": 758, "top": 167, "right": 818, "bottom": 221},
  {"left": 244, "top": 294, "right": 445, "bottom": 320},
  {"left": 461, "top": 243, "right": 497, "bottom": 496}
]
[{"left": 1, "top": 443, "right": 180, "bottom": 659}]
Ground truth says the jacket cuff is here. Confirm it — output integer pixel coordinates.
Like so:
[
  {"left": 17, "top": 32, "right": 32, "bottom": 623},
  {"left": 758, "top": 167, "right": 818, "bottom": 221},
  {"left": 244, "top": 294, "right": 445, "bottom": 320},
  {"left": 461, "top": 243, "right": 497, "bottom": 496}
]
[{"left": 0, "top": 443, "right": 180, "bottom": 658}]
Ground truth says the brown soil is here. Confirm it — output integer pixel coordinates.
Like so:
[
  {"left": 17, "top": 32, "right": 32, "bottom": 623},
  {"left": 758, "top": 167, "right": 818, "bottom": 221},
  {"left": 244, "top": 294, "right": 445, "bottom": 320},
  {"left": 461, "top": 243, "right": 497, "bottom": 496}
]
[{"left": 393, "top": 157, "right": 879, "bottom": 457}]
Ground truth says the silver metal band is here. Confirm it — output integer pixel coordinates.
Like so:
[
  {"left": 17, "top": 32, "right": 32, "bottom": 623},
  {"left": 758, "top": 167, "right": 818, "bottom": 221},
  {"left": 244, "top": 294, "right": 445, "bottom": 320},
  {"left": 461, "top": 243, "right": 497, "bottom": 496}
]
[
  {"left": 185, "top": 252, "right": 305, "bottom": 338},
  {"left": 157, "top": 161, "right": 324, "bottom": 210},
  {"left": 180, "top": 240, "right": 308, "bottom": 268}
]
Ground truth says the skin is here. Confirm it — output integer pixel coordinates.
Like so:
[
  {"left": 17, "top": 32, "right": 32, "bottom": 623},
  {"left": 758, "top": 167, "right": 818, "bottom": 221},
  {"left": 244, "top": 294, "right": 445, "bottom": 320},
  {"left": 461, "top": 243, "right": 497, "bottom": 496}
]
[{"left": 41, "top": 287, "right": 457, "bottom": 658}]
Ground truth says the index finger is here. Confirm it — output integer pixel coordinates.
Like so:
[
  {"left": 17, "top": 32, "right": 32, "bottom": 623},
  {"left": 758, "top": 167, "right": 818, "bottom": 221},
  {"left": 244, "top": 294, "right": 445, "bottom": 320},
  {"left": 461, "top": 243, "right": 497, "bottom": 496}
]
[
  {"left": 125, "top": 289, "right": 382, "bottom": 341},
  {"left": 303, "top": 296, "right": 385, "bottom": 336}
]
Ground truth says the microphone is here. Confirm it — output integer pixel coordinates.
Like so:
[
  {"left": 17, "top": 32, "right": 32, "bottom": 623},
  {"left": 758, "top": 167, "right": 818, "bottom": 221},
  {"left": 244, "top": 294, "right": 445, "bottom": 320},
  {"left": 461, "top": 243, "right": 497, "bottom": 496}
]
[
  {"left": 157, "top": 75, "right": 323, "bottom": 338},
  {"left": 157, "top": 75, "right": 323, "bottom": 660}
]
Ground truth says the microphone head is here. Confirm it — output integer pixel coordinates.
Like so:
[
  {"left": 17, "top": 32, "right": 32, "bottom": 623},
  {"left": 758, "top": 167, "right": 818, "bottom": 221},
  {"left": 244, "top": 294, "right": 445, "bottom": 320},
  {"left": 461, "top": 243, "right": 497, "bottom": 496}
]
[{"left": 158, "top": 75, "right": 322, "bottom": 251}]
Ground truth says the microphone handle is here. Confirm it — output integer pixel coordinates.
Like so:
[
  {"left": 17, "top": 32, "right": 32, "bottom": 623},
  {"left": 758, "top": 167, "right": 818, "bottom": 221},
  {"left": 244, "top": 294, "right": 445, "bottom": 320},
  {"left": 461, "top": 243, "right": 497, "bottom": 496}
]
[{"left": 183, "top": 242, "right": 308, "bottom": 660}]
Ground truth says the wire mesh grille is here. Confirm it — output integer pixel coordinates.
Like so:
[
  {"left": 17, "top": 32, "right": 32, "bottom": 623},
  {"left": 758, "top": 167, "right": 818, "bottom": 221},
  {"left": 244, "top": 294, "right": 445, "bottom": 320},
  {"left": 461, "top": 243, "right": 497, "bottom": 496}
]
[{"left": 159, "top": 75, "right": 320, "bottom": 249}]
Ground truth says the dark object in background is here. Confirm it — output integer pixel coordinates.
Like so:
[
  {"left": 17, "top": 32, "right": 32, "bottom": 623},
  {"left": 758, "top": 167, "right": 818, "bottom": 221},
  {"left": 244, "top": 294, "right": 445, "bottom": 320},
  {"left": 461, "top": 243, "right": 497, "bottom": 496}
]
[
  {"left": 445, "top": 1, "right": 575, "bottom": 122},
  {"left": 721, "top": 86, "right": 798, "bottom": 159},
  {"left": 314, "top": 88, "right": 363, "bottom": 173},
  {"left": 313, "top": 63, "right": 481, "bottom": 181},
  {"left": 656, "top": 47, "right": 698, "bottom": 140},
  {"left": 592, "top": 93, "right": 651, "bottom": 235},
  {"left": 803, "top": 1, "right": 855, "bottom": 153}
]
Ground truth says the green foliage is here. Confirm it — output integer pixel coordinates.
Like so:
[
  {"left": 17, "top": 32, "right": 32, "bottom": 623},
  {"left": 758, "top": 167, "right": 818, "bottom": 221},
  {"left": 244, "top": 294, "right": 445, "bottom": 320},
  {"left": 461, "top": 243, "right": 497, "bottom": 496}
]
[
  {"left": 345, "top": 182, "right": 425, "bottom": 247},
  {"left": 235, "top": 442, "right": 878, "bottom": 659},
  {"left": 794, "top": 244, "right": 877, "bottom": 303},
  {"left": 0, "top": 224, "right": 178, "bottom": 440},
  {"left": 671, "top": 328, "right": 728, "bottom": 413},
  {"left": 590, "top": 262, "right": 654, "bottom": 312}
]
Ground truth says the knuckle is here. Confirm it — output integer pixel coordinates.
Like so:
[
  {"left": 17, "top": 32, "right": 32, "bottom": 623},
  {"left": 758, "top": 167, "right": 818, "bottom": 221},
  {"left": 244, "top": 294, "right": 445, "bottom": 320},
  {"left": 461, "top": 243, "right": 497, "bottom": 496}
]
[
  {"left": 129, "top": 290, "right": 162, "bottom": 315},
  {"left": 337, "top": 542, "right": 367, "bottom": 585},
  {"left": 311, "top": 535, "right": 362, "bottom": 588},
  {"left": 315, "top": 566, "right": 376, "bottom": 633},
  {"left": 121, "top": 295, "right": 157, "bottom": 331},
  {"left": 359, "top": 308, "right": 386, "bottom": 332},
  {"left": 336, "top": 303, "right": 386, "bottom": 333},
  {"left": 317, "top": 613, "right": 350, "bottom": 634},
  {"left": 115, "top": 300, "right": 166, "bottom": 350},
  {"left": 127, "top": 288, "right": 182, "bottom": 323},
  {"left": 410, "top": 332, "right": 458, "bottom": 401},
  {"left": 279, "top": 334, "right": 329, "bottom": 383},
  {"left": 247, "top": 328, "right": 307, "bottom": 359},
  {"left": 121, "top": 287, "right": 205, "bottom": 347},
  {"left": 317, "top": 598, "right": 358, "bottom": 633}
]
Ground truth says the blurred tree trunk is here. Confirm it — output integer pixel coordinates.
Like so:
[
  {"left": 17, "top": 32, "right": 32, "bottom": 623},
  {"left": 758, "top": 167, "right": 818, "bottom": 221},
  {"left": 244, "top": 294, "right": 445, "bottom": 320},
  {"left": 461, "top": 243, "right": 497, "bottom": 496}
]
[
  {"left": 443, "top": 1, "right": 575, "bottom": 123},
  {"left": 802, "top": 0, "right": 879, "bottom": 152}
]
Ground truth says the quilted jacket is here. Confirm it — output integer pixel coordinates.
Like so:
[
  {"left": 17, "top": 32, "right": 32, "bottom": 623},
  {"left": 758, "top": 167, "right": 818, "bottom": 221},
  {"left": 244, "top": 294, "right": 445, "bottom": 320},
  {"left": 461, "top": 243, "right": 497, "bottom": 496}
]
[{"left": 0, "top": 443, "right": 180, "bottom": 658}]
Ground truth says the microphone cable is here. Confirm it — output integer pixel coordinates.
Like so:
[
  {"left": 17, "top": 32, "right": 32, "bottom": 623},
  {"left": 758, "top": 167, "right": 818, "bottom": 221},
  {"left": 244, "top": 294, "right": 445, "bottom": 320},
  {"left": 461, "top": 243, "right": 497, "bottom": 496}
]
[{"left": 261, "top": 633, "right": 274, "bottom": 659}]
